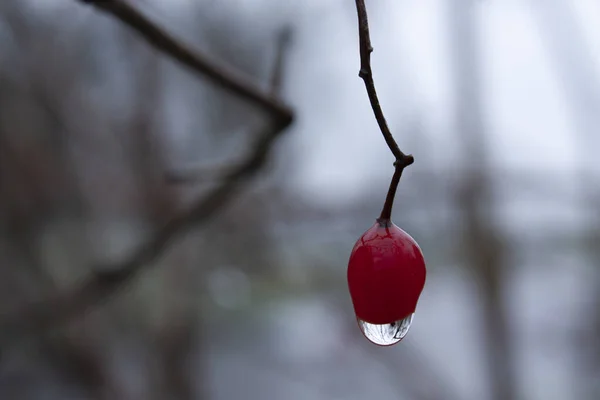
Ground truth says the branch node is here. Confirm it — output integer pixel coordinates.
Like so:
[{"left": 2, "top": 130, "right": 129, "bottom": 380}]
[{"left": 394, "top": 155, "right": 414, "bottom": 169}]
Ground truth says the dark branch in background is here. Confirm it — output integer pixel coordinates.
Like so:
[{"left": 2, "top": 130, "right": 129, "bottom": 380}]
[
  {"left": 80, "top": 0, "right": 292, "bottom": 124},
  {"left": 269, "top": 25, "right": 293, "bottom": 95},
  {"left": 354, "top": 0, "right": 414, "bottom": 221},
  {"left": 164, "top": 25, "right": 294, "bottom": 184},
  {"left": 0, "top": 4, "right": 294, "bottom": 347}
]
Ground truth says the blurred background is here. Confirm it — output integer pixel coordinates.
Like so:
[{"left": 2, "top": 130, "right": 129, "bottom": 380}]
[{"left": 0, "top": 0, "right": 599, "bottom": 399}]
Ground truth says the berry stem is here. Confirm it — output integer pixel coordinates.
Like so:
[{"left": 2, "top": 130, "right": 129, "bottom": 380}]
[
  {"left": 355, "top": 0, "right": 415, "bottom": 219},
  {"left": 378, "top": 155, "right": 412, "bottom": 221}
]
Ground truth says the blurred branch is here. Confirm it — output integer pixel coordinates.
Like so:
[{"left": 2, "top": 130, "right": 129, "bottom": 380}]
[
  {"left": 354, "top": 0, "right": 414, "bottom": 221},
  {"left": 354, "top": 0, "right": 411, "bottom": 164},
  {"left": 0, "top": 24, "right": 294, "bottom": 347},
  {"left": 446, "top": 2, "right": 517, "bottom": 400},
  {"left": 78, "top": 0, "right": 293, "bottom": 123},
  {"left": 165, "top": 26, "right": 294, "bottom": 184},
  {"left": 269, "top": 25, "right": 293, "bottom": 95},
  {"left": 530, "top": 2, "right": 600, "bottom": 396}
]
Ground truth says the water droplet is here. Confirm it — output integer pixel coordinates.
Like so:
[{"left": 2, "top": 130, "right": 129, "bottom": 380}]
[{"left": 357, "top": 314, "right": 414, "bottom": 346}]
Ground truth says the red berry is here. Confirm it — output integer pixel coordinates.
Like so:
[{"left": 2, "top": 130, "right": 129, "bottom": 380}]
[{"left": 347, "top": 219, "right": 427, "bottom": 326}]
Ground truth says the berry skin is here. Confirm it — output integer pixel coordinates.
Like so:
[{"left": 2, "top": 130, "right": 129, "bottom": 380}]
[{"left": 347, "top": 219, "right": 427, "bottom": 325}]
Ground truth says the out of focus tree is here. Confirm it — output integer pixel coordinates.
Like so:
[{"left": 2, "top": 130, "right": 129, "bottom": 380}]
[
  {"left": 0, "top": 1, "right": 293, "bottom": 399},
  {"left": 446, "top": 1, "right": 519, "bottom": 400},
  {"left": 531, "top": 1, "right": 600, "bottom": 398}
]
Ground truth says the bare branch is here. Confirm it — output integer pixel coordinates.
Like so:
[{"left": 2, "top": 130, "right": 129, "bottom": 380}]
[
  {"left": 269, "top": 25, "right": 293, "bottom": 95},
  {"left": 354, "top": 0, "right": 412, "bottom": 167},
  {"left": 165, "top": 26, "right": 294, "bottom": 184},
  {"left": 78, "top": 0, "right": 293, "bottom": 124},
  {"left": 354, "top": 0, "right": 413, "bottom": 221},
  {"left": 0, "top": 20, "right": 294, "bottom": 347}
]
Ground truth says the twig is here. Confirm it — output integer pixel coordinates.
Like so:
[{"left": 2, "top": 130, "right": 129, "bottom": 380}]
[
  {"left": 0, "top": 22, "right": 294, "bottom": 346},
  {"left": 354, "top": 0, "right": 414, "bottom": 221},
  {"left": 79, "top": 0, "right": 292, "bottom": 124}
]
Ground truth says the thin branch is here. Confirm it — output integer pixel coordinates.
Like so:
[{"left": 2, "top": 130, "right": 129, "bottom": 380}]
[
  {"left": 378, "top": 165, "right": 406, "bottom": 222},
  {"left": 354, "top": 0, "right": 414, "bottom": 221},
  {"left": 269, "top": 25, "right": 293, "bottom": 95},
  {"left": 0, "top": 24, "right": 294, "bottom": 347},
  {"left": 79, "top": 0, "right": 293, "bottom": 125}
]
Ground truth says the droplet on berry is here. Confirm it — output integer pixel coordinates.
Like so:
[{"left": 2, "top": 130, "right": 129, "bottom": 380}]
[
  {"left": 347, "top": 219, "right": 426, "bottom": 346},
  {"left": 357, "top": 313, "right": 414, "bottom": 346}
]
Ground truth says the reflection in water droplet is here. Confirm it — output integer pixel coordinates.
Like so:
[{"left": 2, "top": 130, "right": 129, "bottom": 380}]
[{"left": 357, "top": 314, "right": 414, "bottom": 346}]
